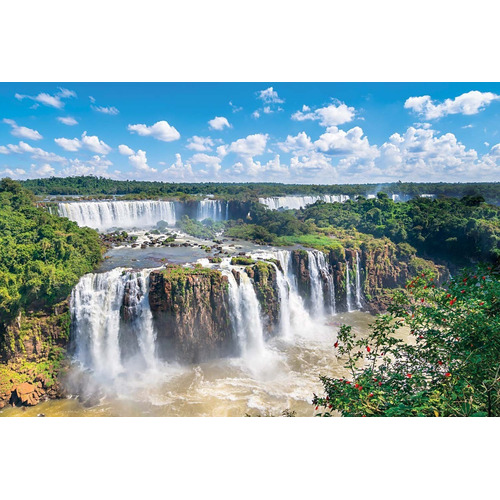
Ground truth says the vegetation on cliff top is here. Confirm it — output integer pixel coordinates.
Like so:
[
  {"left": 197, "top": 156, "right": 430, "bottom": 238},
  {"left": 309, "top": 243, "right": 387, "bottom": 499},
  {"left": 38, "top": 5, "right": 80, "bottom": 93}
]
[{"left": 0, "top": 179, "right": 103, "bottom": 327}]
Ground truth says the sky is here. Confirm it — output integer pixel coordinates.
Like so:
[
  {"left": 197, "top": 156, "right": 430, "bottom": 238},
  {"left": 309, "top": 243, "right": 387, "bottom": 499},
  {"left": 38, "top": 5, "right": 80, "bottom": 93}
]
[{"left": 1, "top": 82, "right": 499, "bottom": 184}]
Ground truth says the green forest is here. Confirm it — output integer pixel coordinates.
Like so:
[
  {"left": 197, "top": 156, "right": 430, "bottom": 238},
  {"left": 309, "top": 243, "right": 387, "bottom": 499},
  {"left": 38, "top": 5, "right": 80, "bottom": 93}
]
[
  {"left": 0, "top": 179, "right": 103, "bottom": 328},
  {"left": 21, "top": 176, "right": 500, "bottom": 204}
]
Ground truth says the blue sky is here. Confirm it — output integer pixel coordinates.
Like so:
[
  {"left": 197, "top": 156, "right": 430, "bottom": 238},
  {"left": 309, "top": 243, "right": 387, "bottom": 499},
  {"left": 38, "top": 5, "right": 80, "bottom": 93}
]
[{"left": 1, "top": 83, "right": 499, "bottom": 184}]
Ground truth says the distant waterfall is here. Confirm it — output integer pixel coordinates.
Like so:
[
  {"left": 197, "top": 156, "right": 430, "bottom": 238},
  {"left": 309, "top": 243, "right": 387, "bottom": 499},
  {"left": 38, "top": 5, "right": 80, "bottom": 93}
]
[
  {"left": 59, "top": 200, "right": 177, "bottom": 231},
  {"left": 224, "top": 269, "right": 267, "bottom": 360},
  {"left": 197, "top": 200, "right": 229, "bottom": 221},
  {"left": 355, "top": 252, "right": 363, "bottom": 309},
  {"left": 70, "top": 268, "right": 158, "bottom": 378},
  {"left": 259, "top": 195, "right": 350, "bottom": 210}
]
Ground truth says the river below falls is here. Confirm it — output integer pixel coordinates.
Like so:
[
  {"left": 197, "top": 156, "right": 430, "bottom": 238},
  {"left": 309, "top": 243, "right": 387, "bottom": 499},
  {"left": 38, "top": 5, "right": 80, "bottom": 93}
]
[{"left": 0, "top": 311, "right": 386, "bottom": 417}]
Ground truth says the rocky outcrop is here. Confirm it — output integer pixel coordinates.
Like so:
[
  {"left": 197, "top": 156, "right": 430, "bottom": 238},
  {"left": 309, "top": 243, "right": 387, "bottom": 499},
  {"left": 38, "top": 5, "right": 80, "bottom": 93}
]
[
  {"left": 148, "top": 265, "right": 233, "bottom": 362},
  {"left": 0, "top": 302, "right": 70, "bottom": 409},
  {"left": 291, "top": 250, "right": 311, "bottom": 300}
]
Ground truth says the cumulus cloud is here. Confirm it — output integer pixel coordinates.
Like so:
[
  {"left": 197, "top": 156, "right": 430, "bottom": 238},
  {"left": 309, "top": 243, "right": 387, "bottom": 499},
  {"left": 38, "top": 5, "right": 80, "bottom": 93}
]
[
  {"left": 0, "top": 168, "right": 26, "bottom": 178},
  {"left": 128, "top": 120, "right": 180, "bottom": 142},
  {"left": 162, "top": 153, "right": 194, "bottom": 180},
  {"left": 34, "top": 163, "right": 56, "bottom": 177},
  {"left": 314, "top": 126, "right": 377, "bottom": 158},
  {"left": 54, "top": 132, "right": 111, "bottom": 155},
  {"left": 129, "top": 149, "right": 157, "bottom": 172},
  {"left": 118, "top": 144, "right": 135, "bottom": 156},
  {"left": 92, "top": 105, "right": 119, "bottom": 115},
  {"left": 229, "top": 101, "right": 243, "bottom": 113},
  {"left": 229, "top": 133, "right": 268, "bottom": 157},
  {"left": 2, "top": 141, "right": 67, "bottom": 163},
  {"left": 61, "top": 155, "right": 113, "bottom": 177},
  {"left": 252, "top": 111, "right": 260, "bottom": 119},
  {"left": 57, "top": 116, "right": 78, "bottom": 126},
  {"left": 208, "top": 116, "right": 231, "bottom": 131},
  {"left": 15, "top": 87, "right": 76, "bottom": 109},
  {"left": 3, "top": 119, "right": 43, "bottom": 140},
  {"left": 190, "top": 153, "right": 223, "bottom": 176},
  {"left": 257, "top": 87, "right": 284, "bottom": 104},
  {"left": 278, "top": 132, "right": 314, "bottom": 154},
  {"left": 186, "top": 136, "right": 214, "bottom": 152},
  {"left": 404, "top": 91, "right": 500, "bottom": 120},
  {"left": 292, "top": 101, "right": 356, "bottom": 127},
  {"left": 54, "top": 137, "right": 81, "bottom": 152}
]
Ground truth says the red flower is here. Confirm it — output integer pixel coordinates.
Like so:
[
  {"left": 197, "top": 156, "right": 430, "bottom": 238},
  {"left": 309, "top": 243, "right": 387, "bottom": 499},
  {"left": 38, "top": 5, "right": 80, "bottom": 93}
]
[
  {"left": 315, "top": 406, "right": 319, "bottom": 410},
  {"left": 378, "top": 382, "right": 382, "bottom": 386},
  {"left": 358, "top": 386, "right": 363, "bottom": 391},
  {"left": 445, "top": 372, "right": 451, "bottom": 378},
  {"left": 421, "top": 298, "right": 425, "bottom": 303},
  {"left": 446, "top": 294, "right": 451, "bottom": 298},
  {"left": 373, "top": 378, "right": 377, "bottom": 382},
  {"left": 418, "top": 335, "right": 423, "bottom": 339},
  {"left": 424, "top": 285, "right": 427, "bottom": 289},
  {"left": 482, "top": 276, "right": 486, "bottom": 280},
  {"left": 366, "top": 346, "right": 371, "bottom": 353},
  {"left": 354, "top": 383, "right": 359, "bottom": 388},
  {"left": 461, "top": 290, "right": 465, "bottom": 294},
  {"left": 406, "top": 373, "right": 412, "bottom": 378},
  {"left": 346, "top": 381, "right": 351, "bottom": 384},
  {"left": 479, "top": 302, "right": 484, "bottom": 305},
  {"left": 438, "top": 360, "right": 443, "bottom": 365},
  {"left": 369, "top": 393, "right": 374, "bottom": 398}
]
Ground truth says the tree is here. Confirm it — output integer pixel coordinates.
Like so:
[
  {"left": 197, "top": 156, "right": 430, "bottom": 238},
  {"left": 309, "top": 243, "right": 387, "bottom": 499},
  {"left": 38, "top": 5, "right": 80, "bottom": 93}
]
[{"left": 313, "top": 265, "right": 500, "bottom": 417}]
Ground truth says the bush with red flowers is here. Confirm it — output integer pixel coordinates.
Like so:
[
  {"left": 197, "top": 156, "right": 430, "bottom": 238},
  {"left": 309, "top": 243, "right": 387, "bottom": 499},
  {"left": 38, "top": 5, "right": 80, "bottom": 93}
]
[{"left": 313, "top": 265, "right": 500, "bottom": 417}]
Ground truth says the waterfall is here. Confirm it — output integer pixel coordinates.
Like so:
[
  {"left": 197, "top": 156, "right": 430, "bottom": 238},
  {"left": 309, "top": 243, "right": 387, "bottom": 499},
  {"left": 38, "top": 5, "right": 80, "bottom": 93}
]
[
  {"left": 355, "top": 252, "right": 363, "bottom": 309},
  {"left": 224, "top": 269, "right": 267, "bottom": 360},
  {"left": 71, "top": 268, "right": 158, "bottom": 378},
  {"left": 58, "top": 200, "right": 177, "bottom": 231},
  {"left": 346, "top": 262, "right": 353, "bottom": 312},
  {"left": 307, "top": 251, "right": 325, "bottom": 317},
  {"left": 259, "top": 195, "right": 350, "bottom": 210},
  {"left": 197, "top": 199, "right": 228, "bottom": 221}
]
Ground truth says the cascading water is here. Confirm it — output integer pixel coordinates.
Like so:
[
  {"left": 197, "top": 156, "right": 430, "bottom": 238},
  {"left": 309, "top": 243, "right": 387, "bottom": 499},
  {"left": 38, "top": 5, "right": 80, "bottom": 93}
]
[
  {"left": 346, "top": 262, "right": 353, "bottom": 312},
  {"left": 71, "top": 268, "right": 158, "bottom": 379},
  {"left": 355, "top": 252, "right": 363, "bottom": 309},
  {"left": 197, "top": 200, "right": 229, "bottom": 221},
  {"left": 223, "top": 268, "right": 267, "bottom": 362},
  {"left": 259, "top": 195, "right": 350, "bottom": 210},
  {"left": 58, "top": 200, "right": 177, "bottom": 231},
  {"left": 307, "top": 251, "right": 325, "bottom": 317}
]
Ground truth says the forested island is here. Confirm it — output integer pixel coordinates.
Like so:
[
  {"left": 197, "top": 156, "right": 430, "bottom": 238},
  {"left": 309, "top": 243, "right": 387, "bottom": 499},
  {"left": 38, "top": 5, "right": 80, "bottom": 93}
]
[{"left": 0, "top": 177, "right": 498, "bottom": 416}]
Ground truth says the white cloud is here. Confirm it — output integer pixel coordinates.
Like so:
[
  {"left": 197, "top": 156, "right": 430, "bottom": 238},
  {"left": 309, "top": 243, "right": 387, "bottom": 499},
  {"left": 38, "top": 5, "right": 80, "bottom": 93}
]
[
  {"left": 186, "top": 136, "right": 214, "bottom": 152},
  {"left": 252, "top": 111, "right": 260, "bottom": 119},
  {"left": 92, "top": 105, "right": 119, "bottom": 115},
  {"left": 128, "top": 149, "right": 157, "bottom": 173},
  {"left": 118, "top": 144, "right": 135, "bottom": 156},
  {"left": 0, "top": 168, "right": 26, "bottom": 179},
  {"left": 257, "top": 87, "right": 284, "bottom": 104},
  {"left": 208, "top": 116, "right": 231, "bottom": 131},
  {"left": 128, "top": 120, "right": 180, "bottom": 142},
  {"left": 278, "top": 132, "right": 314, "bottom": 154},
  {"left": 54, "top": 132, "right": 111, "bottom": 155},
  {"left": 314, "top": 126, "right": 377, "bottom": 158},
  {"left": 229, "top": 101, "right": 243, "bottom": 113},
  {"left": 34, "top": 163, "right": 55, "bottom": 177},
  {"left": 162, "top": 153, "right": 194, "bottom": 180},
  {"left": 229, "top": 133, "right": 268, "bottom": 157},
  {"left": 292, "top": 101, "right": 356, "bottom": 127},
  {"left": 57, "top": 116, "right": 78, "bottom": 126},
  {"left": 404, "top": 91, "right": 500, "bottom": 120},
  {"left": 190, "top": 153, "right": 222, "bottom": 176},
  {"left": 61, "top": 155, "right": 113, "bottom": 177},
  {"left": 3, "top": 119, "right": 43, "bottom": 140},
  {"left": 3, "top": 141, "right": 67, "bottom": 163},
  {"left": 54, "top": 137, "right": 81, "bottom": 152},
  {"left": 15, "top": 87, "right": 76, "bottom": 109},
  {"left": 81, "top": 132, "right": 111, "bottom": 154}
]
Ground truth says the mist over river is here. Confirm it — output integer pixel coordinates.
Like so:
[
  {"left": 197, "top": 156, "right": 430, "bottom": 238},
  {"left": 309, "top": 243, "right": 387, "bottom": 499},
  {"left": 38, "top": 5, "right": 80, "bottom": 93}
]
[{"left": 0, "top": 312, "right": 376, "bottom": 417}]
